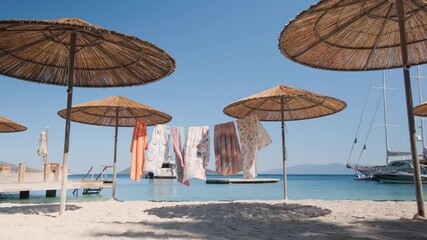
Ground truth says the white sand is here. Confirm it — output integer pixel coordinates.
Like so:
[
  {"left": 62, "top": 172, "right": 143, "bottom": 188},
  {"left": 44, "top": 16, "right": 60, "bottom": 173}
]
[{"left": 0, "top": 199, "right": 426, "bottom": 239}]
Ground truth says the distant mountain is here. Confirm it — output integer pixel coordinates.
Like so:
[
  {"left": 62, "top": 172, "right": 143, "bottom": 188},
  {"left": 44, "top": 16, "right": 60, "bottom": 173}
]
[
  {"left": 205, "top": 169, "right": 220, "bottom": 175},
  {"left": 0, "top": 161, "right": 41, "bottom": 172},
  {"left": 118, "top": 163, "right": 354, "bottom": 175},
  {"left": 262, "top": 163, "right": 354, "bottom": 175},
  {"left": 118, "top": 167, "right": 220, "bottom": 175},
  {"left": 118, "top": 167, "right": 131, "bottom": 174}
]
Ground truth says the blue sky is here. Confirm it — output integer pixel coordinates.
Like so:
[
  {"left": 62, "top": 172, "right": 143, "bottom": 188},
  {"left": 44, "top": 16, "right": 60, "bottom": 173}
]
[{"left": 0, "top": 0, "right": 425, "bottom": 174}]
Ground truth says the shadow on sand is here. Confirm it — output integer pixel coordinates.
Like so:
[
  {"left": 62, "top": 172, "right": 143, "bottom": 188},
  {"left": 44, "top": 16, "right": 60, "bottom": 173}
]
[
  {"left": 0, "top": 204, "right": 81, "bottom": 216},
  {"left": 89, "top": 202, "right": 427, "bottom": 239}
]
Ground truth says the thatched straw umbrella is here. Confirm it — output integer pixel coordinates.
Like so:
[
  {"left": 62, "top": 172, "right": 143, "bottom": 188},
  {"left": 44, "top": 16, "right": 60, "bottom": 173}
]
[
  {"left": 0, "top": 18, "right": 175, "bottom": 215},
  {"left": 279, "top": 0, "right": 427, "bottom": 218},
  {"left": 414, "top": 103, "right": 427, "bottom": 117},
  {"left": 0, "top": 116, "right": 27, "bottom": 133},
  {"left": 57, "top": 95, "right": 172, "bottom": 199},
  {"left": 223, "top": 85, "right": 346, "bottom": 199}
]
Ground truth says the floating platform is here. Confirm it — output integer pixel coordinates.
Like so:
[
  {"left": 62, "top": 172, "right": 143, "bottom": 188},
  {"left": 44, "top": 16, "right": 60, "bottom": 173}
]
[{"left": 206, "top": 178, "right": 279, "bottom": 184}]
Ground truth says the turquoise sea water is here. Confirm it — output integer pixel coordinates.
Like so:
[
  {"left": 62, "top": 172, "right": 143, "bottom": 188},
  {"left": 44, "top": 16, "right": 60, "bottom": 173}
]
[{"left": 1, "top": 174, "right": 427, "bottom": 203}]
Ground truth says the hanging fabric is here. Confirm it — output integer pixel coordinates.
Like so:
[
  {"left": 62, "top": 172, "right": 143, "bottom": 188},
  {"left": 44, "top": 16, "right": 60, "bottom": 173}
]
[
  {"left": 237, "top": 115, "right": 272, "bottom": 179},
  {"left": 214, "top": 121, "right": 243, "bottom": 175},
  {"left": 38, "top": 131, "right": 48, "bottom": 163},
  {"left": 130, "top": 119, "right": 148, "bottom": 182},
  {"left": 183, "top": 126, "right": 210, "bottom": 182},
  {"left": 146, "top": 125, "right": 171, "bottom": 176},
  {"left": 172, "top": 126, "right": 189, "bottom": 186}
]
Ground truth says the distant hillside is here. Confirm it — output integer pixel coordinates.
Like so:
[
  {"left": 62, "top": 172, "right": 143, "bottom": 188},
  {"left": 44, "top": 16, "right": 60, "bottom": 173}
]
[
  {"left": 117, "top": 163, "right": 354, "bottom": 175},
  {"left": 262, "top": 163, "right": 354, "bottom": 175},
  {"left": 118, "top": 167, "right": 219, "bottom": 175},
  {"left": 118, "top": 164, "right": 353, "bottom": 175},
  {"left": 118, "top": 167, "right": 131, "bottom": 174},
  {"left": 0, "top": 161, "right": 41, "bottom": 172}
]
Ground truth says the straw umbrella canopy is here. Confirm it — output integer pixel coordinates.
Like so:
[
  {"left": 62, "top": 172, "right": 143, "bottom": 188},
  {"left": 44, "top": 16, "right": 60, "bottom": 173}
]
[
  {"left": 0, "top": 18, "right": 176, "bottom": 215},
  {"left": 223, "top": 85, "right": 346, "bottom": 199},
  {"left": 0, "top": 116, "right": 27, "bottom": 133},
  {"left": 414, "top": 102, "right": 427, "bottom": 117},
  {"left": 279, "top": 0, "right": 427, "bottom": 217},
  {"left": 58, "top": 95, "right": 172, "bottom": 199}
]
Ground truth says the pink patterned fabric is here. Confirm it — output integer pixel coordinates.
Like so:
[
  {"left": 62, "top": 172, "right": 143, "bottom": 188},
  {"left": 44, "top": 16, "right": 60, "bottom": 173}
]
[
  {"left": 172, "top": 126, "right": 189, "bottom": 186},
  {"left": 214, "top": 121, "right": 243, "bottom": 175},
  {"left": 237, "top": 115, "right": 272, "bottom": 179},
  {"left": 130, "top": 119, "right": 148, "bottom": 182}
]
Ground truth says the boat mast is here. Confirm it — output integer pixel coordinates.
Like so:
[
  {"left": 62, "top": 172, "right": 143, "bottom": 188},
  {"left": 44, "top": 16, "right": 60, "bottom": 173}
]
[
  {"left": 416, "top": 66, "right": 427, "bottom": 158},
  {"left": 382, "top": 70, "right": 391, "bottom": 164}
]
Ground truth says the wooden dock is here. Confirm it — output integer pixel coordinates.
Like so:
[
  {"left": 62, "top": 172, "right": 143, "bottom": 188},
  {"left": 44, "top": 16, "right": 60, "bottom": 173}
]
[
  {"left": 0, "top": 162, "right": 112, "bottom": 198},
  {"left": 0, "top": 179, "right": 111, "bottom": 192},
  {"left": 206, "top": 178, "right": 280, "bottom": 184}
]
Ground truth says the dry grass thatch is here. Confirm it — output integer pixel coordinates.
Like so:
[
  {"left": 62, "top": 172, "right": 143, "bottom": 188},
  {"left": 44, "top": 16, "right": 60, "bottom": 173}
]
[
  {"left": 57, "top": 95, "right": 172, "bottom": 127},
  {"left": 279, "top": 0, "right": 427, "bottom": 71},
  {"left": 414, "top": 102, "right": 427, "bottom": 116},
  {"left": 0, "top": 18, "right": 176, "bottom": 87},
  {"left": 0, "top": 116, "right": 27, "bottom": 133},
  {"left": 223, "top": 85, "right": 346, "bottom": 121}
]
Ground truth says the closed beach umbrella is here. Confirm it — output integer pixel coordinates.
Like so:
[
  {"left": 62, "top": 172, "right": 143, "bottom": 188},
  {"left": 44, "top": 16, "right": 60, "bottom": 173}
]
[
  {"left": 0, "top": 18, "right": 175, "bottom": 215},
  {"left": 279, "top": 0, "right": 427, "bottom": 217},
  {"left": 58, "top": 95, "right": 172, "bottom": 199},
  {"left": 223, "top": 85, "right": 346, "bottom": 199},
  {"left": 0, "top": 116, "right": 27, "bottom": 133},
  {"left": 37, "top": 131, "right": 48, "bottom": 163}
]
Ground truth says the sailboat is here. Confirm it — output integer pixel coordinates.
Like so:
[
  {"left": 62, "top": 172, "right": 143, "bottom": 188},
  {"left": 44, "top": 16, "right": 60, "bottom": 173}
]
[
  {"left": 373, "top": 67, "right": 427, "bottom": 183},
  {"left": 346, "top": 70, "right": 422, "bottom": 181}
]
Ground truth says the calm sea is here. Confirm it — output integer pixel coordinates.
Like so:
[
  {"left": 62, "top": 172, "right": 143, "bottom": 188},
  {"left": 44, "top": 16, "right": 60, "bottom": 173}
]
[{"left": 1, "top": 174, "right": 426, "bottom": 203}]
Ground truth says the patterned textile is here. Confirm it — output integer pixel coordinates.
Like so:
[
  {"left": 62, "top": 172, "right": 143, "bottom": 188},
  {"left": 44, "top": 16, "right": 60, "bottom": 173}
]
[
  {"left": 130, "top": 119, "right": 148, "bottom": 182},
  {"left": 237, "top": 115, "right": 272, "bottom": 179},
  {"left": 214, "top": 121, "right": 243, "bottom": 175},
  {"left": 172, "top": 126, "right": 189, "bottom": 186},
  {"left": 145, "top": 125, "right": 170, "bottom": 176},
  {"left": 183, "top": 126, "right": 210, "bottom": 182}
]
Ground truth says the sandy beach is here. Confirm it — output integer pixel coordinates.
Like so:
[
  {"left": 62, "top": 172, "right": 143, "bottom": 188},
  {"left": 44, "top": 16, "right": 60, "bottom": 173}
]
[{"left": 0, "top": 199, "right": 426, "bottom": 239}]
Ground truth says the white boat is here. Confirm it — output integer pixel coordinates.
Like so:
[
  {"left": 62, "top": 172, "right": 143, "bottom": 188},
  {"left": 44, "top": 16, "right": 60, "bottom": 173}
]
[
  {"left": 156, "top": 161, "right": 177, "bottom": 179},
  {"left": 347, "top": 70, "right": 418, "bottom": 180},
  {"left": 145, "top": 160, "right": 177, "bottom": 179},
  {"left": 374, "top": 160, "right": 427, "bottom": 183}
]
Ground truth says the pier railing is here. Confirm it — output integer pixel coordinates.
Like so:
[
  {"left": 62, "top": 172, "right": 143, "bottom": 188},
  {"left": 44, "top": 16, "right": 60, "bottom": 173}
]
[
  {"left": 0, "top": 162, "right": 62, "bottom": 183},
  {"left": 0, "top": 162, "right": 112, "bottom": 198}
]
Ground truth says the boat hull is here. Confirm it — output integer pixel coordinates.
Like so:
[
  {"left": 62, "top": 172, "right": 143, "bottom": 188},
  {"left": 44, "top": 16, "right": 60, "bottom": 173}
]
[{"left": 374, "top": 173, "right": 427, "bottom": 184}]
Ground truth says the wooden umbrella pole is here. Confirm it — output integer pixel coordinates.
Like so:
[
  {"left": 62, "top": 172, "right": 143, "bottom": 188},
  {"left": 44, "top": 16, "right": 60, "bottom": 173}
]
[
  {"left": 396, "top": 0, "right": 425, "bottom": 218},
  {"left": 112, "top": 109, "right": 119, "bottom": 200},
  {"left": 281, "top": 97, "right": 287, "bottom": 200},
  {"left": 60, "top": 31, "right": 77, "bottom": 216}
]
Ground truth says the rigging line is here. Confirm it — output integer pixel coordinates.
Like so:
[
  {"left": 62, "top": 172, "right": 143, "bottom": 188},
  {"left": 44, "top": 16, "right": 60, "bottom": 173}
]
[
  {"left": 356, "top": 91, "right": 383, "bottom": 165},
  {"left": 347, "top": 72, "right": 376, "bottom": 164}
]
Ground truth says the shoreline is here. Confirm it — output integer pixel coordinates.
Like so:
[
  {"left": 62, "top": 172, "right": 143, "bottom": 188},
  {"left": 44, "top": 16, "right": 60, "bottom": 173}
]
[{"left": 0, "top": 199, "right": 426, "bottom": 239}]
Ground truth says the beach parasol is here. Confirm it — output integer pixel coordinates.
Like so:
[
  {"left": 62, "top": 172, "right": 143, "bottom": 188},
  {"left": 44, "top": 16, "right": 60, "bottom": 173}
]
[
  {"left": 414, "top": 102, "right": 427, "bottom": 117},
  {"left": 37, "top": 129, "right": 48, "bottom": 163},
  {"left": 0, "top": 18, "right": 176, "bottom": 215},
  {"left": 223, "top": 85, "right": 346, "bottom": 199},
  {"left": 279, "top": 0, "right": 427, "bottom": 217},
  {"left": 58, "top": 95, "right": 172, "bottom": 199},
  {"left": 0, "top": 116, "right": 27, "bottom": 133}
]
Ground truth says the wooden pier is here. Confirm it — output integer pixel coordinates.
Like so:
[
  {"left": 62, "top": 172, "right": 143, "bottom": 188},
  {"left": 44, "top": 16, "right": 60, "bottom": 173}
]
[
  {"left": 206, "top": 178, "right": 280, "bottom": 184},
  {"left": 0, "top": 162, "right": 112, "bottom": 198}
]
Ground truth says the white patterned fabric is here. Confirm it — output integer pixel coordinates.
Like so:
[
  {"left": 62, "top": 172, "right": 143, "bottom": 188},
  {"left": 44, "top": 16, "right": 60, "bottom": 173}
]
[
  {"left": 145, "top": 125, "right": 170, "bottom": 176},
  {"left": 237, "top": 115, "right": 272, "bottom": 179},
  {"left": 183, "top": 126, "right": 210, "bottom": 182}
]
